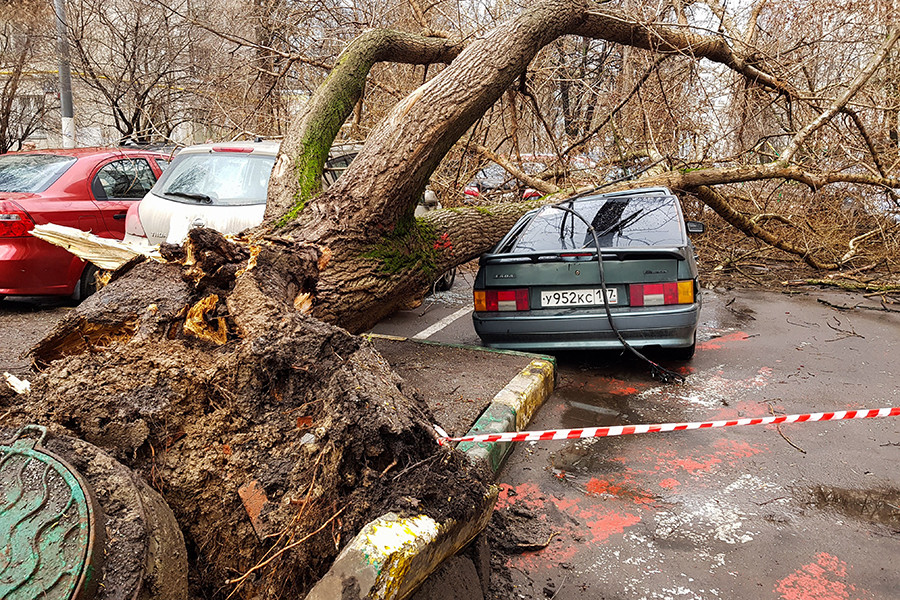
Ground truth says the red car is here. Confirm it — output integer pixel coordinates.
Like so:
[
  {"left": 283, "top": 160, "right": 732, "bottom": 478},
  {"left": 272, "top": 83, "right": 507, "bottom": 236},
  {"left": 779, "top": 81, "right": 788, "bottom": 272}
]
[{"left": 0, "top": 148, "right": 170, "bottom": 300}]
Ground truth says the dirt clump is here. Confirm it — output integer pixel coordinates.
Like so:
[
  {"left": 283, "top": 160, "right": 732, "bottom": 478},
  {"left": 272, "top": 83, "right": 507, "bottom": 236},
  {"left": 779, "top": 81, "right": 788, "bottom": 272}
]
[{"left": 3, "top": 228, "right": 491, "bottom": 599}]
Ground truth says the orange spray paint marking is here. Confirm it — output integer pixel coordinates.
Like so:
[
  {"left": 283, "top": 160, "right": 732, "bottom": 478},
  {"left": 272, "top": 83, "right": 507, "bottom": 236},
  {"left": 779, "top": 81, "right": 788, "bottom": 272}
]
[
  {"left": 776, "top": 553, "right": 857, "bottom": 600},
  {"left": 582, "top": 376, "right": 650, "bottom": 396},
  {"left": 585, "top": 477, "right": 654, "bottom": 505},
  {"left": 583, "top": 511, "right": 642, "bottom": 543},
  {"left": 496, "top": 482, "right": 547, "bottom": 511},
  {"left": 697, "top": 331, "right": 750, "bottom": 350},
  {"left": 631, "top": 438, "right": 764, "bottom": 478}
]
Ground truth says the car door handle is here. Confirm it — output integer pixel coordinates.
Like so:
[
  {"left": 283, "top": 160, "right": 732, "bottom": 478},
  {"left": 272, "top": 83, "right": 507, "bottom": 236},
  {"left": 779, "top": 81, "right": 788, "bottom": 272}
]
[{"left": 113, "top": 213, "right": 127, "bottom": 220}]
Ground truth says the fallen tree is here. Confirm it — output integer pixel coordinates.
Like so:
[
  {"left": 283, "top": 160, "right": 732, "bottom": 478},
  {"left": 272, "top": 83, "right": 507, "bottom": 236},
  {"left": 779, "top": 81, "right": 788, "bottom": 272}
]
[{"left": 5, "top": 1, "right": 900, "bottom": 598}]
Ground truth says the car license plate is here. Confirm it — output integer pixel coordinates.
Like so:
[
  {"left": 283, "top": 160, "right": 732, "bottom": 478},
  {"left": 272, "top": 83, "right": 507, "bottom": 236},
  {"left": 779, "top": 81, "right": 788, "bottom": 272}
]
[{"left": 540, "top": 288, "right": 617, "bottom": 307}]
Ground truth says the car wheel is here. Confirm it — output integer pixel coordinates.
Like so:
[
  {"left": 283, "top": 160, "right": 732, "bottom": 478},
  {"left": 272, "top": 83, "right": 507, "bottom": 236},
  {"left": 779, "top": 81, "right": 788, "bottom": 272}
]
[
  {"left": 669, "top": 335, "right": 696, "bottom": 361},
  {"left": 433, "top": 268, "right": 457, "bottom": 292},
  {"left": 71, "top": 263, "right": 100, "bottom": 304}
]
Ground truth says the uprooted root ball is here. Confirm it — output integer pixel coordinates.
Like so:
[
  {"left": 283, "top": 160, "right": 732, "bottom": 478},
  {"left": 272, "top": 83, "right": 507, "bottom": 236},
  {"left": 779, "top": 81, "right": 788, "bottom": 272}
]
[{"left": 6, "top": 228, "right": 491, "bottom": 599}]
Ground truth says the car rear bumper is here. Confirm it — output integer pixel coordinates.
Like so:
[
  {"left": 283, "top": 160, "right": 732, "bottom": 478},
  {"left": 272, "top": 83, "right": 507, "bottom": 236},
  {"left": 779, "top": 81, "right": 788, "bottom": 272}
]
[
  {"left": 473, "top": 303, "right": 700, "bottom": 351},
  {"left": 0, "top": 237, "right": 78, "bottom": 296}
]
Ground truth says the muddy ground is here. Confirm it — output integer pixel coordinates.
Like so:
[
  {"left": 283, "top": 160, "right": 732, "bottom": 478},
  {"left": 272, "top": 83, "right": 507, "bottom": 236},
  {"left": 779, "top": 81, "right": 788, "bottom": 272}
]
[{"left": 0, "top": 297, "right": 71, "bottom": 376}]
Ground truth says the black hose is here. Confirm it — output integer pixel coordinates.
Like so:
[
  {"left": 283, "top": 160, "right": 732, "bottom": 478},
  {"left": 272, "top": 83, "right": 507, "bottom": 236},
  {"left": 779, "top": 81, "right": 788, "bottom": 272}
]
[{"left": 550, "top": 202, "right": 686, "bottom": 384}]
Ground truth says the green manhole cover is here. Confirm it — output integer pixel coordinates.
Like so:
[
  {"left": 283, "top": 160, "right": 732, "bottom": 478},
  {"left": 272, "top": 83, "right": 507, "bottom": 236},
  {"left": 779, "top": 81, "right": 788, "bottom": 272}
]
[{"left": 0, "top": 426, "right": 103, "bottom": 599}]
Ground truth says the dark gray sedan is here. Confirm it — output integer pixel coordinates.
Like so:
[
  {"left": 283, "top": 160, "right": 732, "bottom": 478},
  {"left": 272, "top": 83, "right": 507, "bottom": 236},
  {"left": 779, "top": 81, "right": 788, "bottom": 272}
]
[{"left": 472, "top": 187, "right": 703, "bottom": 359}]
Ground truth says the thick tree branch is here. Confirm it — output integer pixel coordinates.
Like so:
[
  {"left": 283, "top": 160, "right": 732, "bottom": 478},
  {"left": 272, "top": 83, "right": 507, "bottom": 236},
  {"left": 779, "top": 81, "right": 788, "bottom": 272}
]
[
  {"left": 471, "top": 143, "right": 561, "bottom": 194},
  {"left": 636, "top": 162, "right": 900, "bottom": 191},
  {"left": 264, "top": 29, "right": 464, "bottom": 222},
  {"left": 693, "top": 185, "right": 839, "bottom": 270}
]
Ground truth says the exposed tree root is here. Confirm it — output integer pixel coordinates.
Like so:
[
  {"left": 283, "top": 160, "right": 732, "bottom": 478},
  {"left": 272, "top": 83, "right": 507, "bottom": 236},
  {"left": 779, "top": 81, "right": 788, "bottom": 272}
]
[{"left": 6, "top": 229, "right": 491, "bottom": 599}]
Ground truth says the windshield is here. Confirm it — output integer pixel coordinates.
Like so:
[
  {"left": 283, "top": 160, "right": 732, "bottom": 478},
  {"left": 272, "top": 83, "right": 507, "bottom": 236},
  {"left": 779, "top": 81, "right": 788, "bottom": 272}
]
[
  {"left": 505, "top": 195, "right": 686, "bottom": 252},
  {"left": 153, "top": 152, "right": 276, "bottom": 206},
  {"left": 0, "top": 154, "right": 76, "bottom": 193}
]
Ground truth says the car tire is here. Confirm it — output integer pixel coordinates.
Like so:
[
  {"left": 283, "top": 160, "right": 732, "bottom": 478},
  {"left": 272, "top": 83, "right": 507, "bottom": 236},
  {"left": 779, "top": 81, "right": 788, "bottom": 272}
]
[
  {"left": 71, "top": 263, "right": 100, "bottom": 304},
  {"left": 433, "top": 268, "right": 457, "bottom": 292},
  {"left": 669, "top": 335, "right": 696, "bottom": 361}
]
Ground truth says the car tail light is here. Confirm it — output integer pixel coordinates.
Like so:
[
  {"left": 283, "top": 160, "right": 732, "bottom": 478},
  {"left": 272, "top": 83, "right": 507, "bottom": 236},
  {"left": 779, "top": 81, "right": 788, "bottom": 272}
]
[
  {"left": 0, "top": 200, "right": 35, "bottom": 237},
  {"left": 125, "top": 202, "right": 146, "bottom": 237},
  {"left": 211, "top": 145, "right": 253, "bottom": 153},
  {"left": 629, "top": 281, "right": 694, "bottom": 306},
  {"left": 474, "top": 288, "right": 530, "bottom": 312}
]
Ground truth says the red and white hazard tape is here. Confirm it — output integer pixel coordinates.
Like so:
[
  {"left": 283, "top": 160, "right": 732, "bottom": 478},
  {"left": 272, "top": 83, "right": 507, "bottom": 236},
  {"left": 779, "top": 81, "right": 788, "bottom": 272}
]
[{"left": 438, "top": 407, "right": 900, "bottom": 445}]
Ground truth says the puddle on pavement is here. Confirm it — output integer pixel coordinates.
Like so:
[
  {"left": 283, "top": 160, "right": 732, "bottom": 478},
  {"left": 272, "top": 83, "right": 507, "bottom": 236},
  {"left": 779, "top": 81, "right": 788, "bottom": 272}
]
[
  {"left": 697, "top": 291, "right": 757, "bottom": 343},
  {"left": 806, "top": 485, "right": 900, "bottom": 527},
  {"left": 548, "top": 440, "right": 626, "bottom": 476},
  {"left": 558, "top": 389, "right": 643, "bottom": 430}
]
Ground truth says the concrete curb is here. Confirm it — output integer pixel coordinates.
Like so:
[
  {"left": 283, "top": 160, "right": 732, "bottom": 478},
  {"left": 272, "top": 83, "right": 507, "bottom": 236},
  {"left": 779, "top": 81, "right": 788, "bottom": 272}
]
[
  {"left": 306, "top": 489, "right": 498, "bottom": 600},
  {"left": 305, "top": 336, "right": 556, "bottom": 600},
  {"left": 456, "top": 357, "right": 555, "bottom": 474}
]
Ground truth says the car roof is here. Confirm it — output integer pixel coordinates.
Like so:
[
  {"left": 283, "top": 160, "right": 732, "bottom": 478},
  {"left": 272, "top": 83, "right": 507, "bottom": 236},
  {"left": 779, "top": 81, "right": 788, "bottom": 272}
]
[
  {"left": 591, "top": 186, "right": 674, "bottom": 199},
  {"left": 10, "top": 147, "right": 170, "bottom": 160},
  {"left": 175, "top": 140, "right": 281, "bottom": 157}
]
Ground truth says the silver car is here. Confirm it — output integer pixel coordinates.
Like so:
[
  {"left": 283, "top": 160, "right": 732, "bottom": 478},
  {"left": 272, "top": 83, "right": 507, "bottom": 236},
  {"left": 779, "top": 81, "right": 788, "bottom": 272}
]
[{"left": 472, "top": 187, "right": 704, "bottom": 359}]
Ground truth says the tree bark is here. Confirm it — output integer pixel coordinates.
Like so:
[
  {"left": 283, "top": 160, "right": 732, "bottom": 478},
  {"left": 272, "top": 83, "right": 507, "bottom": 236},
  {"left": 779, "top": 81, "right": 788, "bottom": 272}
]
[{"left": 264, "top": 29, "right": 464, "bottom": 222}]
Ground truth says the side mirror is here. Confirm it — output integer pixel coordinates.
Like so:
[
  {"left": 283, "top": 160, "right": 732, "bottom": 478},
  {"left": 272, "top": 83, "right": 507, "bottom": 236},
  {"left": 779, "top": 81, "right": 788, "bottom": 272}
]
[{"left": 685, "top": 221, "right": 705, "bottom": 234}]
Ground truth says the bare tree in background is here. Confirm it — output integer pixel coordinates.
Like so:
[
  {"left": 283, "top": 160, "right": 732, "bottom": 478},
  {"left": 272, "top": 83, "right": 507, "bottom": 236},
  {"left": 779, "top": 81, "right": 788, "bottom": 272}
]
[
  {"left": 64, "top": 0, "right": 201, "bottom": 143},
  {"left": 0, "top": 0, "right": 53, "bottom": 152}
]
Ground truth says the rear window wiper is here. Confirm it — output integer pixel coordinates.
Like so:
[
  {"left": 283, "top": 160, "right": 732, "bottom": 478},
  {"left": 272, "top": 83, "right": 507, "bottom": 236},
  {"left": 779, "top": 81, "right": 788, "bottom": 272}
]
[{"left": 163, "top": 190, "right": 213, "bottom": 204}]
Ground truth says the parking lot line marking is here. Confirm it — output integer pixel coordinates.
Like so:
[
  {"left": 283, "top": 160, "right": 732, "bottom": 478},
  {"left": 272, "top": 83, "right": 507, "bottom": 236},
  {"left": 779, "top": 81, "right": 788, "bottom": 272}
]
[{"left": 412, "top": 307, "right": 473, "bottom": 340}]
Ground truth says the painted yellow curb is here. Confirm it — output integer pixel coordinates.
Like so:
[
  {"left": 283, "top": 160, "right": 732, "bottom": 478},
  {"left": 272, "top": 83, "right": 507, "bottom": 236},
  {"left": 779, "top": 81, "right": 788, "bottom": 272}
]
[
  {"left": 305, "top": 486, "right": 498, "bottom": 600},
  {"left": 491, "top": 358, "right": 555, "bottom": 431}
]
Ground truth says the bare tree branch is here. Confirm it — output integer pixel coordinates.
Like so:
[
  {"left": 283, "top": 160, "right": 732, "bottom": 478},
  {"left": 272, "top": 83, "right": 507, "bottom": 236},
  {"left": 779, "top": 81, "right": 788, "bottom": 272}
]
[
  {"left": 780, "top": 28, "right": 900, "bottom": 163},
  {"left": 470, "top": 143, "right": 561, "bottom": 194}
]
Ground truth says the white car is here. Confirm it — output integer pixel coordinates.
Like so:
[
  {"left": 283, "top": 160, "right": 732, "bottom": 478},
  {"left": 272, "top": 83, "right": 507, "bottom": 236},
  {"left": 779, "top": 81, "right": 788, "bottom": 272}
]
[
  {"left": 125, "top": 141, "right": 361, "bottom": 246},
  {"left": 124, "top": 140, "right": 278, "bottom": 245}
]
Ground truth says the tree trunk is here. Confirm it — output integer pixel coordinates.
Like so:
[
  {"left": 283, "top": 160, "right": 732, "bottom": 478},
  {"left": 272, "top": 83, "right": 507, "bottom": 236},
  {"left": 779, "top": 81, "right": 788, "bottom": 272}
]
[{"left": 274, "top": 0, "right": 596, "bottom": 331}]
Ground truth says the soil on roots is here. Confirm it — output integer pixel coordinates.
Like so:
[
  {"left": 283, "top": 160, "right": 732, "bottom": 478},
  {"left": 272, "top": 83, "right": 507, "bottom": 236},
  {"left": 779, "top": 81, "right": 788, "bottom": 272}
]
[{"left": 3, "top": 229, "right": 491, "bottom": 599}]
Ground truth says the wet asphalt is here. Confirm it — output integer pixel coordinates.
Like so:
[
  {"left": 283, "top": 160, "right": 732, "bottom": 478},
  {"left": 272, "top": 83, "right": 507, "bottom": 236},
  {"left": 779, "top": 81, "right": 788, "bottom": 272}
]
[{"left": 375, "top": 279, "right": 900, "bottom": 600}]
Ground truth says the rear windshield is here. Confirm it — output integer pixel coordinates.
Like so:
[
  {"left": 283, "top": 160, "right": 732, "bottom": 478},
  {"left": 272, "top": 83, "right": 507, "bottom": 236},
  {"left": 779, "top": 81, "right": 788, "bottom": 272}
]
[
  {"left": 502, "top": 195, "right": 685, "bottom": 252},
  {"left": 153, "top": 152, "right": 276, "bottom": 206},
  {"left": 0, "top": 154, "right": 76, "bottom": 193}
]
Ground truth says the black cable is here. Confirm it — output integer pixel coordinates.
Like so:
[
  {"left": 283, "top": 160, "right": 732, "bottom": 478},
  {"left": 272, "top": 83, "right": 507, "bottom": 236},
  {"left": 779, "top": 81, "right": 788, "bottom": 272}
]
[{"left": 550, "top": 202, "right": 686, "bottom": 385}]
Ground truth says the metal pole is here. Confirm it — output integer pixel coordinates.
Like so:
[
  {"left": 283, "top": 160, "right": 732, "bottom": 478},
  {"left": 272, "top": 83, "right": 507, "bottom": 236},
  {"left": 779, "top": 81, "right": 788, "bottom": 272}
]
[{"left": 53, "top": 0, "right": 75, "bottom": 148}]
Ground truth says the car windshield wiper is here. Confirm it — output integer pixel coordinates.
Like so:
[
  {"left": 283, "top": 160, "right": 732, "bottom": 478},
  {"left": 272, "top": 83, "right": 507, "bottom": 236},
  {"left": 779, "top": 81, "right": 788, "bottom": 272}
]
[{"left": 163, "top": 190, "right": 213, "bottom": 204}]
